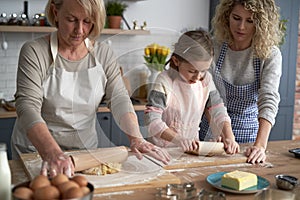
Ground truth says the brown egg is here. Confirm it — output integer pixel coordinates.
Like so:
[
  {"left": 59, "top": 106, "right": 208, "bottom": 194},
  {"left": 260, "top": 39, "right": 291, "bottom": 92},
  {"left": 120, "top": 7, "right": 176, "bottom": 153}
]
[
  {"left": 13, "top": 186, "right": 33, "bottom": 200},
  {"left": 29, "top": 175, "right": 51, "bottom": 190},
  {"left": 63, "top": 187, "right": 84, "bottom": 199},
  {"left": 72, "top": 175, "right": 88, "bottom": 187},
  {"left": 80, "top": 186, "right": 90, "bottom": 195},
  {"left": 33, "top": 185, "right": 60, "bottom": 200},
  {"left": 57, "top": 180, "right": 79, "bottom": 194},
  {"left": 51, "top": 173, "right": 69, "bottom": 186}
]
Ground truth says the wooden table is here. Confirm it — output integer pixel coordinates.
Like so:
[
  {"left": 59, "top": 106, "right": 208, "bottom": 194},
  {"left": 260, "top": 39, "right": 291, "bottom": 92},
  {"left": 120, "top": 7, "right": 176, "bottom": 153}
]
[{"left": 10, "top": 140, "right": 300, "bottom": 200}]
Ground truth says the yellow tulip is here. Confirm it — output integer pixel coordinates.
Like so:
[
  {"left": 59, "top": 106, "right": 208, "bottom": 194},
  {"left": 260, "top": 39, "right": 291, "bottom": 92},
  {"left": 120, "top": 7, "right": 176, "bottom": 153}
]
[
  {"left": 167, "top": 48, "right": 171, "bottom": 55},
  {"left": 149, "top": 43, "right": 158, "bottom": 55},
  {"left": 157, "top": 47, "right": 162, "bottom": 55},
  {"left": 144, "top": 43, "right": 170, "bottom": 70},
  {"left": 161, "top": 46, "right": 169, "bottom": 56},
  {"left": 144, "top": 47, "right": 150, "bottom": 56}
]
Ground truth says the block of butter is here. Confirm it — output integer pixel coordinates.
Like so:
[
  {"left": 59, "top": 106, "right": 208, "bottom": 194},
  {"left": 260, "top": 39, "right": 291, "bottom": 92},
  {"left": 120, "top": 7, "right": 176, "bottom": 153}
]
[{"left": 221, "top": 170, "right": 258, "bottom": 191}]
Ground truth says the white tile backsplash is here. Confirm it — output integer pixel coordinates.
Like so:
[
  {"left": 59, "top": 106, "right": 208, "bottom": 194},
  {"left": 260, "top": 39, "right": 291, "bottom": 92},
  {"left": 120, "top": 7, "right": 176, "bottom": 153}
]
[{"left": 0, "top": 31, "right": 179, "bottom": 100}]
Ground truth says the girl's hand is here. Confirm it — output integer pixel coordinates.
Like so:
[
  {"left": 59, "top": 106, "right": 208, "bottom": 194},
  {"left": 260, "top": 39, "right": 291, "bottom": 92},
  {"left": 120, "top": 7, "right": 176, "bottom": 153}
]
[
  {"left": 245, "top": 145, "right": 266, "bottom": 164},
  {"left": 173, "top": 135, "right": 199, "bottom": 152},
  {"left": 223, "top": 138, "right": 240, "bottom": 154}
]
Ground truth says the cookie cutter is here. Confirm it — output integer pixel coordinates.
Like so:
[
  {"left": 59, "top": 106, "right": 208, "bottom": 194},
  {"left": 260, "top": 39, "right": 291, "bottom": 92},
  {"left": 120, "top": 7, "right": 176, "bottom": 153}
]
[
  {"left": 198, "top": 189, "right": 226, "bottom": 200},
  {"left": 156, "top": 182, "right": 197, "bottom": 200}
]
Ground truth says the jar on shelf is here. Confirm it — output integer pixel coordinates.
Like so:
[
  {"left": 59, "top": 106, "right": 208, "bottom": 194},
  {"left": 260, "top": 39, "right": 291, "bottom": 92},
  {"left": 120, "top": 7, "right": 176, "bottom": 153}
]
[
  {"left": 32, "top": 13, "right": 40, "bottom": 26},
  {"left": 0, "top": 13, "right": 8, "bottom": 25},
  {"left": 32, "top": 13, "right": 46, "bottom": 26},
  {"left": 7, "top": 13, "right": 18, "bottom": 25},
  {"left": 17, "top": 13, "right": 29, "bottom": 26},
  {"left": 39, "top": 13, "right": 46, "bottom": 26}
]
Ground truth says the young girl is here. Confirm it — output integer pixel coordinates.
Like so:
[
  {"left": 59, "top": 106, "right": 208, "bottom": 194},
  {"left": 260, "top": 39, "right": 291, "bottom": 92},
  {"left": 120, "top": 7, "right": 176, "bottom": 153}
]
[{"left": 144, "top": 30, "right": 239, "bottom": 154}]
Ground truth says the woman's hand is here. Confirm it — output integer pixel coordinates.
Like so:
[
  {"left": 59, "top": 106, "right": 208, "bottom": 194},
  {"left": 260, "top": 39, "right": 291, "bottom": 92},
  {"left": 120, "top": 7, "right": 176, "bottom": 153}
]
[
  {"left": 40, "top": 152, "right": 75, "bottom": 178},
  {"left": 130, "top": 138, "right": 171, "bottom": 165},
  {"left": 245, "top": 145, "right": 266, "bottom": 164},
  {"left": 223, "top": 138, "right": 240, "bottom": 154}
]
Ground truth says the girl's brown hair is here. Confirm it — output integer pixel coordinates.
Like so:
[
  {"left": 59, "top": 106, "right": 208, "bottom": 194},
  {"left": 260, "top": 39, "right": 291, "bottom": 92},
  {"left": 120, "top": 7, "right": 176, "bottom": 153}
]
[{"left": 169, "top": 29, "right": 214, "bottom": 70}]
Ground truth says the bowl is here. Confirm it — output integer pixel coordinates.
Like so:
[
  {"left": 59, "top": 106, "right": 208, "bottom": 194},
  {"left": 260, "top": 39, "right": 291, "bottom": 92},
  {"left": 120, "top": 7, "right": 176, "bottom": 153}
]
[
  {"left": 289, "top": 148, "right": 300, "bottom": 158},
  {"left": 12, "top": 180, "right": 94, "bottom": 200},
  {"left": 254, "top": 188, "right": 296, "bottom": 200},
  {"left": 275, "top": 174, "right": 298, "bottom": 190}
]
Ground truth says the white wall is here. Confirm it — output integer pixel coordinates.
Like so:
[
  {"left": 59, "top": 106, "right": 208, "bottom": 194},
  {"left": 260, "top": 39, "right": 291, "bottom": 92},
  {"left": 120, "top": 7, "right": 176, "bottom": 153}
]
[
  {"left": 0, "top": 0, "right": 210, "bottom": 99},
  {"left": 0, "top": 0, "right": 210, "bottom": 31},
  {"left": 123, "top": 0, "right": 209, "bottom": 32}
]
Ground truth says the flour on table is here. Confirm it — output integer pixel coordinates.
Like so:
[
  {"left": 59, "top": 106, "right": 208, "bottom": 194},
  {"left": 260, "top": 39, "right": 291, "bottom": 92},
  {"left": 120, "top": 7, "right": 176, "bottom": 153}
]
[{"left": 22, "top": 154, "right": 164, "bottom": 189}]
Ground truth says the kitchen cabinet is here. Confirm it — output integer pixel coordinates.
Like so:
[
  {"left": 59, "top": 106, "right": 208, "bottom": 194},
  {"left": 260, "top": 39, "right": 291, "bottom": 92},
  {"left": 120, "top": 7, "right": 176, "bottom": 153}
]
[
  {"left": 0, "top": 110, "right": 145, "bottom": 159},
  {"left": 97, "top": 110, "right": 145, "bottom": 147},
  {"left": 0, "top": 25, "right": 150, "bottom": 35},
  {"left": 209, "top": 0, "right": 300, "bottom": 140},
  {"left": 0, "top": 117, "right": 16, "bottom": 160}
]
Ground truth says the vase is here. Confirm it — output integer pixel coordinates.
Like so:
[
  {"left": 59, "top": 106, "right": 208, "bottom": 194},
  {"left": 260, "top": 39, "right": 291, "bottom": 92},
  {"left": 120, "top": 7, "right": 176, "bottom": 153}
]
[
  {"left": 148, "top": 67, "right": 160, "bottom": 84},
  {"left": 147, "top": 67, "right": 160, "bottom": 96}
]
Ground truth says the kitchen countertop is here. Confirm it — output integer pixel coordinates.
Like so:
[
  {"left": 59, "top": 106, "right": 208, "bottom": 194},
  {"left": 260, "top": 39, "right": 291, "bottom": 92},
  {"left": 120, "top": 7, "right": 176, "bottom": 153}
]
[
  {"left": 0, "top": 102, "right": 146, "bottom": 119},
  {"left": 10, "top": 140, "right": 300, "bottom": 200}
]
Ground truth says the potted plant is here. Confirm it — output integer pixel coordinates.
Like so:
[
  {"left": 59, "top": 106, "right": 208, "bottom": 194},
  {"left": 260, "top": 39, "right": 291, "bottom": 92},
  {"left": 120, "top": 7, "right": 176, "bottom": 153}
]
[{"left": 105, "top": 0, "right": 128, "bottom": 29}]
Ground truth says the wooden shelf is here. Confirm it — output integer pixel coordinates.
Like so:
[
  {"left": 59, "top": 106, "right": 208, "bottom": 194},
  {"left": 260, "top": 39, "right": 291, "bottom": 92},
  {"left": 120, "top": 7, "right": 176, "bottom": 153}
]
[
  {"left": 0, "top": 25, "right": 55, "bottom": 33},
  {"left": 0, "top": 25, "right": 150, "bottom": 35}
]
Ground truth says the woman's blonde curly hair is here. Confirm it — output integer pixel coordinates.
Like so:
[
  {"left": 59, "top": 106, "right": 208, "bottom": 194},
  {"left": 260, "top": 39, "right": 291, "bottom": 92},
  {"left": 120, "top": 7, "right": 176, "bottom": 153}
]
[
  {"left": 212, "top": 0, "right": 284, "bottom": 59},
  {"left": 45, "top": 0, "right": 106, "bottom": 41}
]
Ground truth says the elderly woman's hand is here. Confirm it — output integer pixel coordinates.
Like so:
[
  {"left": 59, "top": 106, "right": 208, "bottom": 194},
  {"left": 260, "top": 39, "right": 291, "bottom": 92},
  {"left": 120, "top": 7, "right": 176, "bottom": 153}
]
[
  {"left": 41, "top": 152, "right": 75, "bottom": 178},
  {"left": 130, "top": 138, "right": 171, "bottom": 165}
]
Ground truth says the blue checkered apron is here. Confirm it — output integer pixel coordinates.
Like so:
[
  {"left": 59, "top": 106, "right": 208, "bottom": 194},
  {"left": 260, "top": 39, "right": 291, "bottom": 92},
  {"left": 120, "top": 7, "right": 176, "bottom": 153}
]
[{"left": 199, "top": 43, "right": 260, "bottom": 143}]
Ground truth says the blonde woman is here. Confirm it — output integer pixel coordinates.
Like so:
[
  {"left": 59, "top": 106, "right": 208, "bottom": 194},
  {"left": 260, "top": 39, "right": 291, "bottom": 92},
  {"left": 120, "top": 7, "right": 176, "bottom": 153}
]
[
  {"left": 11, "top": 0, "right": 170, "bottom": 177},
  {"left": 200, "top": 0, "right": 283, "bottom": 164}
]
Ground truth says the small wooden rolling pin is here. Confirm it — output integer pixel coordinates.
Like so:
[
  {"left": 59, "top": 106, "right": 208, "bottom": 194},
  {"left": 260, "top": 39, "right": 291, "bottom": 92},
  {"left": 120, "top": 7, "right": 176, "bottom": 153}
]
[
  {"left": 69, "top": 146, "right": 128, "bottom": 172},
  {"left": 186, "top": 141, "right": 225, "bottom": 156}
]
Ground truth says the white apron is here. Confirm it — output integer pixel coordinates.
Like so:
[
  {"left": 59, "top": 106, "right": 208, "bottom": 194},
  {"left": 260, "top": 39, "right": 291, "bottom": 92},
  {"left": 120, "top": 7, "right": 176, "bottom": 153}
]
[
  {"left": 12, "top": 32, "right": 108, "bottom": 156},
  {"left": 151, "top": 71, "right": 209, "bottom": 147}
]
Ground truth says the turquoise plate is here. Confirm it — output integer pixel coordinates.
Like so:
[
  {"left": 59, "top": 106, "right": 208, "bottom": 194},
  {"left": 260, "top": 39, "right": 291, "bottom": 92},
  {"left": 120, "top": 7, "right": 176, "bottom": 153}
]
[{"left": 206, "top": 172, "right": 270, "bottom": 194}]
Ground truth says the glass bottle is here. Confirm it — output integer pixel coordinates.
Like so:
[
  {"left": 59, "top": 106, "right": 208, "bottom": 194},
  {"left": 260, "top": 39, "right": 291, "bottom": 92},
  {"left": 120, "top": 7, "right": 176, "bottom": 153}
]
[{"left": 0, "top": 143, "right": 11, "bottom": 200}]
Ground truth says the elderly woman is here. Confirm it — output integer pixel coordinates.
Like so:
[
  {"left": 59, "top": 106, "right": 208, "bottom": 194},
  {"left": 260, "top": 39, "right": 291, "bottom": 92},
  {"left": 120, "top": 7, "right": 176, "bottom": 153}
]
[{"left": 11, "top": 0, "right": 170, "bottom": 177}]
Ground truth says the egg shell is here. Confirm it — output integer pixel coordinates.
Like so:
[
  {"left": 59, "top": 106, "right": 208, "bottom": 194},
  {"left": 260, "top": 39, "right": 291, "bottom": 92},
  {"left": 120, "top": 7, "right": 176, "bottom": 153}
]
[
  {"left": 72, "top": 175, "right": 88, "bottom": 187},
  {"left": 57, "top": 180, "right": 79, "bottom": 194},
  {"left": 51, "top": 173, "right": 69, "bottom": 186},
  {"left": 33, "top": 185, "right": 60, "bottom": 200},
  {"left": 13, "top": 186, "right": 33, "bottom": 200},
  {"left": 29, "top": 175, "right": 51, "bottom": 190},
  {"left": 63, "top": 187, "right": 84, "bottom": 199}
]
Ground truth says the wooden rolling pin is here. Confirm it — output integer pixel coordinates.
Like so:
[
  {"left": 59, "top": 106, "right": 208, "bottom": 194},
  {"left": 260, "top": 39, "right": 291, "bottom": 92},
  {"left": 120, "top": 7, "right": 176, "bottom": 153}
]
[
  {"left": 69, "top": 146, "right": 128, "bottom": 172},
  {"left": 186, "top": 141, "right": 225, "bottom": 156}
]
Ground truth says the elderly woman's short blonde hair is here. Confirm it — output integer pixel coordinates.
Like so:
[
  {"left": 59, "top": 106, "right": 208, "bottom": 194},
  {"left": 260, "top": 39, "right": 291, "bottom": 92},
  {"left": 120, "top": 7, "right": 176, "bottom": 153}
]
[{"left": 45, "top": 0, "right": 106, "bottom": 40}]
